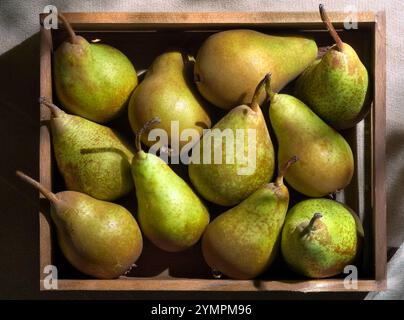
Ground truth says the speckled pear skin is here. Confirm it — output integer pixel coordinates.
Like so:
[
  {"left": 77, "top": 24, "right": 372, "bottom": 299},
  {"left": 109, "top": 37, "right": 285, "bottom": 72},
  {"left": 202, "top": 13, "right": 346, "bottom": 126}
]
[
  {"left": 269, "top": 94, "right": 354, "bottom": 197},
  {"left": 51, "top": 191, "right": 143, "bottom": 279},
  {"left": 188, "top": 104, "right": 274, "bottom": 206},
  {"left": 128, "top": 51, "right": 211, "bottom": 149},
  {"left": 281, "top": 198, "right": 363, "bottom": 278},
  {"left": 202, "top": 178, "right": 289, "bottom": 280},
  {"left": 131, "top": 151, "right": 210, "bottom": 252},
  {"left": 54, "top": 36, "right": 137, "bottom": 123},
  {"left": 50, "top": 109, "right": 135, "bottom": 201},
  {"left": 194, "top": 30, "right": 318, "bottom": 109},
  {"left": 294, "top": 43, "right": 369, "bottom": 129}
]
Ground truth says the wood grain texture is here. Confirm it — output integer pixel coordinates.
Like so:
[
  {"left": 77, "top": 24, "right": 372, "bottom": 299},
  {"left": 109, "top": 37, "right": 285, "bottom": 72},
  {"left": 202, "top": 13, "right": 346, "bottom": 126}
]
[{"left": 40, "top": 11, "right": 376, "bottom": 30}]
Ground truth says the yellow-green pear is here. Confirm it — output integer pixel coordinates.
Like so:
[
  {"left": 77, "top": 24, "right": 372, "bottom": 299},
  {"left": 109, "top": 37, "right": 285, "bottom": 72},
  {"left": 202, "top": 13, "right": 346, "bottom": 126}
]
[
  {"left": 188, "top": 74, "right": 275, "bottom": 206},
  {"left": 16, "top": 171, "right": 142, "bottom": 279},
  {"left": 267, "top": 74, "right": 354, "bottom": 197},
  {"left": 294, "top": 5, "right": 370, "bottom": 129},
  {"left": 40, "top": 98, "right": 134, "bottom": 201},
  {"left": 281, "top": 198, "right": 364, "bottom": 278},
  {"left": 128, "top": 51, "right": 211, "bottom": 151},
  {"left": 54, "top": 14, "right": 137, "bottom": 123},
  {"left": 202, "top": 157, "right": 297, "bottom": 279}
]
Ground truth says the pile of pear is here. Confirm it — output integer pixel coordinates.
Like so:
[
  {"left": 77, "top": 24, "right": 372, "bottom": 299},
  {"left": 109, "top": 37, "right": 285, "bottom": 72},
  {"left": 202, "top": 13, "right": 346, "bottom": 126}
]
[{"left": 17, "top": 5, "right": 369, "bottom": 280}]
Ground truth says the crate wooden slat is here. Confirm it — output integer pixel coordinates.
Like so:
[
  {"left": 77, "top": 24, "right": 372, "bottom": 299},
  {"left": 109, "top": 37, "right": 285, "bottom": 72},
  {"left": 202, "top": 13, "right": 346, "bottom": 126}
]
[
  {"left": 39, "top": 24, "right": 53, "bottom": 281},
  {"left": 372, "top": 11, "right": 387, "bottom": 285},
  {"left": 39, "top": 12, "right": 386, "bottom": 292}
]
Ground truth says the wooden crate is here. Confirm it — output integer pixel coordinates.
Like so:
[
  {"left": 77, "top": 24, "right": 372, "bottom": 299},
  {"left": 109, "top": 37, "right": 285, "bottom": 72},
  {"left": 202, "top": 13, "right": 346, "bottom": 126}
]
[{"left": 39, "top": 12, "right": 386, "bottom": 292}]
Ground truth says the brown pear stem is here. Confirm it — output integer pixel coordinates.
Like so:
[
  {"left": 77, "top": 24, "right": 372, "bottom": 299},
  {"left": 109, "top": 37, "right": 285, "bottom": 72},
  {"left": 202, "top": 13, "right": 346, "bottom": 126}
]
[
  {"left": 250, "top": 73, "right": 271, "bottom": 111},
  {"left": 275, "top": 155, "right": 299, "bottom": 186},
  {"left": 135, "top": 117, "right": 161, "bottom": 153},
  {"left": 58, "top": 13, "right": 79, "bottom": 44},
  {"left": 16, "top": 171, "right": 59, "bottom": 203},
  {"left": 39, "top": 97, "right": 64, "bottom": 117},
  {"left": 302, "top": 213, "right": 323, "bottom": 236},
  {"left": 264, "top": 72, "right": 276, "bottom": 102},
  {"left": 319, "top": 4, "right": 343, "bottom": 52}
]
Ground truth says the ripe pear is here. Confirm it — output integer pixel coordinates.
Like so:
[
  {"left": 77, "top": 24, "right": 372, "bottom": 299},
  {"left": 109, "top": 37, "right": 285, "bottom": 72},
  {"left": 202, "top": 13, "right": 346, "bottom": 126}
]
[
  {"left": 267, "top": 74, "right": 354, "bottom": 197},
  {"left": 16, "top": 171, "right": 142, "bottom": 279},
  {"left": 281, "top": 198, "right": 364, "bottom": 278},
  {"left": 131, "top": 118, "right": 210, "bottom": 252},
  {"left": 128, "top": 51, "right": 211, "bottom": 152},
  {"left": 54, "top": 14, "right": 137, "bottom": 123},
  {"left": 294, "top": 5, "right": 370, "bottom": 129},
  {"left": 40, "top": 98, "right": 134, "bottom": 201},
  {"left": 202, "top": 157, "right": 297, "bottom": 279},
  {"left": 188, "top": 74, "right": 275, "bottom": 206},
  {"left": 194, "top": 29, "right": 317, "bottom": 109}
]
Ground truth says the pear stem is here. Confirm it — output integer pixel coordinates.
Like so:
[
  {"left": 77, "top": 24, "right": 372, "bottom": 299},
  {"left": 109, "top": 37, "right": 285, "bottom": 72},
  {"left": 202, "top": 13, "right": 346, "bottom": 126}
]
[
  {"left": 135, "top": 117, "right": 161, "bottom": 153},
  {"left": 39, "top": 97, "right": 64, "bottom": 117},
  {"left": 276, "top": 155, "right": 299, "bottom": 186},
  {"left": 319, "top": 4, "right": 343, "bottom": 52},
  {"left": 58, "top": 13, "right": 79, "bottom": 44},
  {"left": 302, "top": 213, "right": 323, "bottom": 236},
  {"left": 250, "top": 73, "right": 271, "bottom": 111},
  {"left": 16, "top": 171, "right": 59, "bottom": 203},
  {"left": 264, "top": 73, "right": 276, "bottom": 102}
]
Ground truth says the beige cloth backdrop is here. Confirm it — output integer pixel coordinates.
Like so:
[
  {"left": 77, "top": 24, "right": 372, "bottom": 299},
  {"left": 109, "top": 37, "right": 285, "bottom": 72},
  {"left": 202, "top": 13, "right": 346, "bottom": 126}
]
[{"left": 0, "top": 0, "right": 403, "bottom": 299}]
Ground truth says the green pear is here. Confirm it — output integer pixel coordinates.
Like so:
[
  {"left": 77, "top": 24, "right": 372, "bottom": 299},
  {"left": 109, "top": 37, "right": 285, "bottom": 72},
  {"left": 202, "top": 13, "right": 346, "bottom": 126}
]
[
  {"left": 128, "top": 51, "right": 211, "bottom": 151},
  {"left": 16, "top": 171, "right": 142, "bottom": 279},
  {"left": 40, "top": 98, "right": 134, "bottom": 201},
  {"left": 202, "top": 157, "right": 297, "bottom": 279},
  {"left": 294, "top": 5, "right": 370, "bottom": 129},
  {"left": 54, "top": 14, "right": 137, "bottom": 123},
  {"left": 131, "top": 119, "right": 210, "bottom": 252},
  {"left": 194, "top": 29, "right": 318, "bottom": 109},
  {"left": 267, "top": 75, "right": 354, "bottom": 197},
  {"left": 281, "top": 198, "right": 364, "bottom": 278},
  {"left": 188, "top": 74, "right": 275, "bottom": 206}
]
